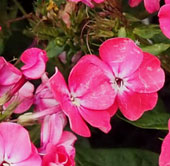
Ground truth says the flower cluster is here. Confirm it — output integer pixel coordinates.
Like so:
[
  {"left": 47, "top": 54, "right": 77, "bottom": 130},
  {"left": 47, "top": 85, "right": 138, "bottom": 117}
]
[{"left": 0, "top": 36, "right": 165, "bottom": 165}]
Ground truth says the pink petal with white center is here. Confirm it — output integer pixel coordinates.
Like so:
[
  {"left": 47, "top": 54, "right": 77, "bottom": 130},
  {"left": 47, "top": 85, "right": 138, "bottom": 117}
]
[
  {"left": 158, "top": 4, "right": 170, "bottom": 39},
  {"left": 61, "top": 100, "right": 91, "bottom": 137},
  {"left": 165, "top": 0, "right": 170, "bottom": 4},
  {"left": 99, "top": 38, "right": 143, "bottom": 78},
  {"left": 117, "top": 91, "right": 158, "bottom": 120},
  {"left": 129, "top": 0, "right": 142, "bottom": 7},
  {"left": 21, "top": 48, "right": 48, "bottom": 79},
  {"left": 159, "top": 120, "right": 170, "bottom": 166},
  {"left": 127, "top": 52, "right": 165, "bottom": 93},
  {"left": 0, "top": 57, "right": 22, "bottom": 85},
  {"left": 69, "top": 55, "right": 115, "bottom": 110},
  {"left": 13, "top": 144, "right": 42, "bottom": 166},
  {"left": 50, "top": 67, "right": 70, "bottom": 103},
  {"left": 0, "top": 122, "right": 31, "bottom": 163},
  {"left": 144, "top": 0, "right": 160, "bottom": 13},
  {"left": 79, "top": 107, "right": 111, "bottom": 133}
]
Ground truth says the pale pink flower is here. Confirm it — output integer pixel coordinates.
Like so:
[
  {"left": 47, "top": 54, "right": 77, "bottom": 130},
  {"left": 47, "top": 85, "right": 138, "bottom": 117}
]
[
  {"left": 50, "top": 57, "right": 115, "bottom": 137},
  {"left": 0, "top": 122, "right": 42, "bottom": 166},
  {"left": 42, "top": 131, "right": 77, "bottom": 166},
  {"left": 4, "top": 82, "right": 34, "bottom": 114},
  {"left": 159, "top": 120, "right": 170, "bottom": 166},
  {"left": 0, "top": 57, "right": 22, "bottom": 98},
  {"left": 98, "top": 38, "right": 165, "bottom": 120},
  {"left": 129, "top": 0, "right": 160, "bottom": 13},
  {"left": 158, "top": 3, "right": 170, "bottom": 39},
  {"left": 20, "top": 48, "right": 48, "bottom": 79},
  {"left": 69, "top": 0, "right": 104, "bottom": 8}
]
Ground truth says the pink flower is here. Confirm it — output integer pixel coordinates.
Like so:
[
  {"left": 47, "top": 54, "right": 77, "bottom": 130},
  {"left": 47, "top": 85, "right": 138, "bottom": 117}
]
[
  {"left": 0, "top": 57, "right": 22, "bottom": 98},
  {"left": 158, "top": 2, "right": 170, "bottom": 39},
  {"left": 0, "top": 26, "right": 1, "bottom": 31},
  {"left": 129, "top": 0, "right": 160, "bottom": 13},
  {"left": 69, "top": 0, "right": 104, "bottom": 8},
  {"left": 98, "top": 38, "right": 165, "bottom": 120},
  {"left": 20, "top": 48, "right": 48, "bottom": 79},
  {"left": 50, "top": 57, "right": 115, "bottom": 137},
  {"left": 4, "top": 82, "right": 34, "bottom": 114},
  {"left": 42, "top": 131, "right": 77, "bottom": 166},
  {"left": 159, "top": 120, "right": 170, "bottom": 166},
  {"left": 0, "top": 122, "right": 42, "bottom": 166}
]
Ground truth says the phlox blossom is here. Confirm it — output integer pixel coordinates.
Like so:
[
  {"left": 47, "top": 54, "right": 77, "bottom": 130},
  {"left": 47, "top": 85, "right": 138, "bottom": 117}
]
[
  {"left": 0, "top": 122, "right": 41, "bottom": 166},
  {"left": 50, "top": 57, "right": 115, "bottom": 137},
  {"left": 158, "top": 1, "right": 170, "bottom": 39},
  {"left": 159, "top": 120, "right": 170, "bottom": 166},
  {"left": 20, "top": 48, "right": 48, "bottom": 79},
  {"left": 97, "top": 38, "right": 164, "bottom": 120},
  {"left": 128, "top": 0, "right": 160, "bottom": 13}
]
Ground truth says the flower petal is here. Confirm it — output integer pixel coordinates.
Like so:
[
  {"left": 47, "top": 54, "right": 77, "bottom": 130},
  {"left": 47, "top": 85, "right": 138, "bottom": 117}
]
[
  {"left": 0, "top": 122, "right": 32, "bottom": 163},
  {"left": 13, "top": 144, "right": 42, "bottom": 166},
  {"left": 158, "top": 4, "right": 170, "bottom": 39},
  {"left": 0, "top": 134, "right": 4, "bottom": 164},
  {"left": 99, "top": 38, "right": 143, "bottom": 78},
  {"left": 69, "top": 55, "right": 115, "bottom": 110},
  {"left": 50, "top": 67, "right": 70, "bottom": 102},
  {"left": 129, "top": 0, "right": 142, "bottom": 7},
  {"left": 165, "top": 0, "right": 170, "bottom": 4},
  {"left": 127, "top": 52, "right": 165, "bottom": 93},
  {"left": 159, "top": 120, "right": 170, "bottom": 166},
  {"left": 79, "top": 107, "right": 111, "bottom": 133},
  {"left": 61, "top": 101, "right": 91, "bottom": 137},
  {"left": 144, "top": 0, "right": 160, "bottom": 13},
  {"left": 117, "top": 91, "right": 158, "bottom": 121}
]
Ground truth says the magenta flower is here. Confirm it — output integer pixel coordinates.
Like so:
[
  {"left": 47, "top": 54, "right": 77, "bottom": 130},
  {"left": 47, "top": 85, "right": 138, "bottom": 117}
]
[
  {"left": 159, "top": 120, "right": 170, "bottom": 166},
  {"left": 158, "top": 2, "right": 170, "bottom": 39},
  {"left": 20, "top": 48, "right": 48, "bottom": 79},
  {"left": 0, "top": 122, "right": 42, "bottom": 166},
  {"left": 69, "top": 0, "right": 104, "bottom": 8},
  {"left": 42, "top": 131, "right": 77, "bottom": 166},
  {"left": 4, "top": 82, "right": 34, "bottom": 114},
  {"left": 0, "top": 57, "right": 22, "bottom": 98},
  {"left": 129, "top": 0, "right": 160, "bottom": 13},
  {"left": 98, "top": 38, "right": 165, "bottom": 120},
  {"left": 50, "top": 57, "right": 115, "bottom": 137}
]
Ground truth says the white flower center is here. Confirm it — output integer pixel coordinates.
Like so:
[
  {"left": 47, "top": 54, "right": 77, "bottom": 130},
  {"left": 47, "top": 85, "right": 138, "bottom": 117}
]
[{"left": 70, "top": 94, "right": 80, "bottom": 107}]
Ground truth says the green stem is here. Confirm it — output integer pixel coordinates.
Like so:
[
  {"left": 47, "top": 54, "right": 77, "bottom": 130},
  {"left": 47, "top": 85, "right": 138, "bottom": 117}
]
[{"left": 12, "top": 0, "right": 27, "bottom": 16}]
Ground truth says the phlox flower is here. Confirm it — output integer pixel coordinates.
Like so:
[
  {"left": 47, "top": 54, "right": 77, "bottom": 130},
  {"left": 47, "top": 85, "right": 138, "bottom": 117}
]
[
  {"left": 158, "top": 1, "right": 170, "bottom": 39},
  {"left": 20, "top": 48, "right": 48, "bottom": 79},
  {"left": 98, "top": 38, "right": 165, "bottom": 120},
  {"left": 39, "top": 111, "right": 76, "bottom": 166},
  {"left": 159, "top": 119, "right": 170, "bottom": 166},
  {"left": 0, "top": 122, "right": 41, "bottom": 166},
  {"left": 42, "top": 131, "right": 77, "bottom": 166},
  {"left": 128, "top": 0, "right": 160, "bottom": 13},
  {"left": 69, "top": 0, "right": 104, "bottom": 8},
  {"left": 50, "top": 57, "right": 115, "bottom": 137}
]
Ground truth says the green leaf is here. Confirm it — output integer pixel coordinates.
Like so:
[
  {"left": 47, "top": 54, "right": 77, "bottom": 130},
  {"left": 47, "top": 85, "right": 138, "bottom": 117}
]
[
  {"left": 76, "top": 147, "right": 159, "bottom": 166},
  {"left": 117, "top": 99, "right": 170, "bottom": 130},
  {"left": 46, "top": 40, "right": 64, "bottom": 58},
  {"left": 118, "top": 27, "right": 126, "bottom": 37},
  {"left": 133, "top": 25, "right": 161, "bottom": 39},
  {"left": 141, "top": 43, "right": 170, "bottom": 55}
]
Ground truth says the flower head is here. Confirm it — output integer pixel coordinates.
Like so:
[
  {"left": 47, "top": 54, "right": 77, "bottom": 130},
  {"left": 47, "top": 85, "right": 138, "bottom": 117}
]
[
  {"left": 99, "top": 38, "right": 165, "bottom": 120},
  {"left": 0, "top": 122, "right": 41, "bottom": 166}
]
